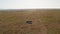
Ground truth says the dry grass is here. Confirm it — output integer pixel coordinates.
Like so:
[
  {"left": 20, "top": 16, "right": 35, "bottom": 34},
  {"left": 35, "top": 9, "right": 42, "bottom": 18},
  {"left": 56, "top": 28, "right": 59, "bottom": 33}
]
[{"left": 0, "top": 9, "right": 60, "bottom": 34}]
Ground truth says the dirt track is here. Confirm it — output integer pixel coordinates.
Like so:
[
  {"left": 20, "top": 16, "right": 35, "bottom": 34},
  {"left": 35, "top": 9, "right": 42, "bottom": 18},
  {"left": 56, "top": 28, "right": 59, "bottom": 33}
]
[{"left": 31, "top": 12, "right": 47, "bottom": 34}]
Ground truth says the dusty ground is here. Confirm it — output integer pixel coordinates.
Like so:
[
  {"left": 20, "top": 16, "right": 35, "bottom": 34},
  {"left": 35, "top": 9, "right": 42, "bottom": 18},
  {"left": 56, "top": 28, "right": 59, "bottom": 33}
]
[{"left": 0, "top": 9, "right": 60, "bottom": 34}]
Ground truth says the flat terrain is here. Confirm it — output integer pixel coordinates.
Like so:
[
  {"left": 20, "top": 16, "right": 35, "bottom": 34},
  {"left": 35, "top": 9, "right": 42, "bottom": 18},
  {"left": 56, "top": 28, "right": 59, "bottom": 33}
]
[{"left": 0, "top": 9, "right": 60, "bottom": 34}]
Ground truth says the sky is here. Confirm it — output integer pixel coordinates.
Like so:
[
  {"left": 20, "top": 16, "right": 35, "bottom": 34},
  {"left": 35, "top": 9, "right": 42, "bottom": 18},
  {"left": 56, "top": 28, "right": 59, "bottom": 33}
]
[{"left": 0, "top": 0, "right": 60, "bottom": 9}]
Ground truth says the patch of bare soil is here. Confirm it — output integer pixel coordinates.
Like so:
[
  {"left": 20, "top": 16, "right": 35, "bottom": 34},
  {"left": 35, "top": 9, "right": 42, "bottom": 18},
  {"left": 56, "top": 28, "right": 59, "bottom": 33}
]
[{"left": 31, "top": 12, "right": 47, "bottom": 34}]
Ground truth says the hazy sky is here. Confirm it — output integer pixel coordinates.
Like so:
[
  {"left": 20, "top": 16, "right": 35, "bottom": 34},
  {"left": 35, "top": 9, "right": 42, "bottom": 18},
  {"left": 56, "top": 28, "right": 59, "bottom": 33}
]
[{"left": 0, "top": 0, "right": 60, "bottom": 9}]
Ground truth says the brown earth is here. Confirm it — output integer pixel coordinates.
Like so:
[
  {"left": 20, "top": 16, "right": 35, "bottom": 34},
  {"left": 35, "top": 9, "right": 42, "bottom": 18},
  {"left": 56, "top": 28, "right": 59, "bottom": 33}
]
[{"left": 0, "top": 9, "right": 60, "bottom": 34}]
